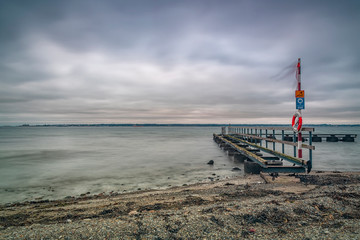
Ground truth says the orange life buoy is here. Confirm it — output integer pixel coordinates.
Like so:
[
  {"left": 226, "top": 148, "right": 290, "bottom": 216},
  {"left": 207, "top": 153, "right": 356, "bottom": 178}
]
[{"left": 292, "top": 112, "right": 302, "bottom": 132}]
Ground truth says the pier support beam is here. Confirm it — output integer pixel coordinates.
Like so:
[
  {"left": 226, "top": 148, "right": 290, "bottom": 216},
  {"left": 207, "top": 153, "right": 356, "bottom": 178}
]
[
  {"left": 312, "top": 135, "right": 322, "bottom": 142},
  {"left": 244, "top": 160, "right": 262, "bottom": 174},
  {"left": 227, "top": 150, "right": 236, "bottom": 156},
  {"left": 283, "top": 135, "right": 293, "bottom": 141},
  {"left": 234, "top": 153, "right": 247, "bottom": 162},
  {"left": 343, "top": 135, "right": 355, "bottom": 142},
  {"left": 326, "top": 135, "right": 339, "bottom": 142}
]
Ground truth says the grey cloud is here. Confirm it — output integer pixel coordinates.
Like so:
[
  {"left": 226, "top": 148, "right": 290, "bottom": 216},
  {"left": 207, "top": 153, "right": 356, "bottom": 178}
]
[{"left": 0, "top": 0, "right": 360, "bottom": 125}]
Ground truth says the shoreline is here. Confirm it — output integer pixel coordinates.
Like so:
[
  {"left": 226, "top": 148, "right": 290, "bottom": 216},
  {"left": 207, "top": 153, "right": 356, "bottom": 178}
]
[{"left": 1, "top": 171, "right": 360, "bottom": 239}]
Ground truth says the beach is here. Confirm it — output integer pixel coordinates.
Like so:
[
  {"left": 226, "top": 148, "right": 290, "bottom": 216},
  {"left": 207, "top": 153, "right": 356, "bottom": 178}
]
[{"left": 1, "top": 171, "right": 360, "bottom": 239}]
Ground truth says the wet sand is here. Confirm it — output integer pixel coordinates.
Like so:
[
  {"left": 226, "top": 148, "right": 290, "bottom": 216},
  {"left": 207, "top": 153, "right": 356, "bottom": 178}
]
[{"left": 1, "top": 171, "right": 360, "bottom": 239}]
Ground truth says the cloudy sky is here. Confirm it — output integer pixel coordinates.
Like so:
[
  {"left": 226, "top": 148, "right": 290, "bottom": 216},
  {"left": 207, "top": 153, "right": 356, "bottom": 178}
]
[{"left": 1, "top": 0, "right": 359, "bottom": 125}]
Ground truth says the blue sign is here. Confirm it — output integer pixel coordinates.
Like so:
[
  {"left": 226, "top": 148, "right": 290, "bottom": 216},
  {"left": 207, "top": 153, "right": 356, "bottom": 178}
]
[{"left": 296, "top": 97, "right": 305, "bottom": 109}]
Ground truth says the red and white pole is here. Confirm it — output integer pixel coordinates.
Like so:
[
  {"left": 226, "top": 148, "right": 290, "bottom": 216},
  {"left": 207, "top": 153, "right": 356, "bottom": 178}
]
[{"left": 297, "top": 58, "right": 302, "bottom": 158}]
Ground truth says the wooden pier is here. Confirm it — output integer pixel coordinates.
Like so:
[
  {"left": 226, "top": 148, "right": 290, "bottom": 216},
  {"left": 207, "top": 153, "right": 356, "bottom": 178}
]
[
  {"left": 215, "top": 126, "right": 315, "bottom": 174},
  {"left": 215, "top": 126, "right": 357, "bottom": 174}
]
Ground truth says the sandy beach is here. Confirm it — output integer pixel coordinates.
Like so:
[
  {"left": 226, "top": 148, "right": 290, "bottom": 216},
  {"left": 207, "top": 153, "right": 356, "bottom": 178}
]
[{"left": 1, "top": 171, "right": 360, "bottom": 239}]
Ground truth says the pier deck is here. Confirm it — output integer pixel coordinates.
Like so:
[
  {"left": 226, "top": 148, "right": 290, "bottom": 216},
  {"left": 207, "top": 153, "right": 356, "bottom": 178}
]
[
  {"left": 215, "top": 126, "right": 317, "bottom": 174},
  {"left": 214, "top": 134, "right": 310, "bottom": 174}
]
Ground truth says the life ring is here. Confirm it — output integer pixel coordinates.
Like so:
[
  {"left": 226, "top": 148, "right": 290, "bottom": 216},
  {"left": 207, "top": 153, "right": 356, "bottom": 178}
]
[{"left": 292, "top": 112, "right": 302, "bottom": 132}]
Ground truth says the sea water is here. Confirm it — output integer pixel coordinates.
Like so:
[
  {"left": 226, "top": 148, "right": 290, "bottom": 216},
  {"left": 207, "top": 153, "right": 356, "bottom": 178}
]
[
  {"left": 310, "top": 126, "right": 360, "bottom": 172},
  {"left": 0, "top": 126, "right": 359, "bottom": 204}
]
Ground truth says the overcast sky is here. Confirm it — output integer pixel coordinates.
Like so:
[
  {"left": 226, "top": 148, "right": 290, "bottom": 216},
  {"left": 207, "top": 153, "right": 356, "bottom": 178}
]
[{"left": 1, "top": 0, "right": 359, "bottom": 125}]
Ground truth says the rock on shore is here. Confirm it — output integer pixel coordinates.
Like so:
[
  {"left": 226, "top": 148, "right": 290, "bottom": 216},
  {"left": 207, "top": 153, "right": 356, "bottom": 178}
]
[{"left": 0, "top": 172, "right": 360, "bottom": 239}]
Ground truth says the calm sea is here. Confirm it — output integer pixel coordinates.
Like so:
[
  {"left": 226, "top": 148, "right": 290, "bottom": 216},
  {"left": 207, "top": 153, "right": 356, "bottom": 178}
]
[{"left": 0, "top": 126, "right": 359, "bottom": 204}]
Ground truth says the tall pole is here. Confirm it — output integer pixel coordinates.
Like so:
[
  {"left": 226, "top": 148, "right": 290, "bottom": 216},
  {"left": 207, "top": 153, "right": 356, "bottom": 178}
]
[{"left": 297, "top": 58, "right": 302, "bottom": 158}]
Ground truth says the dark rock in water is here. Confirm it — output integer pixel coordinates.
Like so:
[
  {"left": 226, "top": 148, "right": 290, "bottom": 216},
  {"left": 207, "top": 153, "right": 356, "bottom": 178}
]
[
  {"left": 207, "top": 160, "right": 214, "bottom": 165},
  {"left": 232, "top": 167, "right": 241, "bottom": 171}
]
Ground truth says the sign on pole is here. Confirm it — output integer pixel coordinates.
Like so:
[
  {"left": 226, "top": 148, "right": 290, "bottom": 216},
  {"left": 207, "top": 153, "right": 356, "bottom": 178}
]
[
  {"left": 296, "top": 97, "right": 305, "bottom": 109},
  {"left": 295, "top": 90, "right": 304, "bottom": 98}
]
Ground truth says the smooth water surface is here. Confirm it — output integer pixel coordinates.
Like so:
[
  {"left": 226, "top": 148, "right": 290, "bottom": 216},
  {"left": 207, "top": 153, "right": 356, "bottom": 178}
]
[
  {"left": 311, "top": 126, "right": 360, "bottom": 172},
  {"left": 0, "top": 126, "right": 359, "bottom": 204},
  {"left": 0, "top": 127, "right": 240, "bottom": 204}
]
